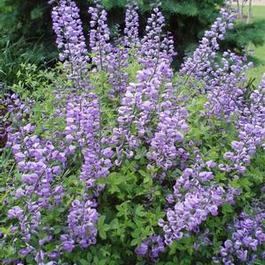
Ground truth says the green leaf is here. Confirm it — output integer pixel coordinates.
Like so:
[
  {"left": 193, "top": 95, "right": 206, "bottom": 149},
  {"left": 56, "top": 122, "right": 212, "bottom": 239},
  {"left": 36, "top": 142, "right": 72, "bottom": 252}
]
[
  {"left": 0, "top": 226, "right": 10, "bottom": 235},
  {"left": 30, "top": 6, "right": 44, "bottom": 20},
  {"left": 222, "top": 204, "right": 234, "bottom": 215},
  {"left": 79, "top": 259, "right": 88, "bottom": 265},
  {"left": 135, "top": 205, "right": 145, "bottom": 217},
  {"left": 98, "top": 215, "right": 109, "bottom": 240}
]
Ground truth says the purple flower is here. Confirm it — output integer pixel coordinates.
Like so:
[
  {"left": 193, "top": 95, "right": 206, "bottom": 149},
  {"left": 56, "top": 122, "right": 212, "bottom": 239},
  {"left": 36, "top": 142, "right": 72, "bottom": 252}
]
[
  {"left": 215, "top": 207, "right": 265, "bottom": 264},
  {"left": 65, "top": 199, "right": 98, "bottom": 249},
  {"left": 147, "top": 81, "right": 189, "bottom": 171},
  {"left": 199, "top": 171, "right": 214, "bottom": 181},
  {"left": 181, "top": 6, "right": 235, "bottom": 80},
  {"left": 223, "top": 74, "right": 265, "bottom": 174},
  {"left": 7, "top": 206, "right": 23, "bottom": 220},
  {"left": 135, "top": 235, "right": 165, "bottom": 261},
  {"left": 124, "top": 4, "right": 139, "bottom": 48},
  {"left": 50, "top": 0, "right": 89, "bottom": 88},
  {"left": 19, "top": 246, "right": 34, "bottom": 256},
  {"left": 160, "top": 160, "right": 238, "bottom": 245},
  {"left": 139, "top": 7, "right": 175, "bottom": 68},
  {"left": 135, "top": 242, "right": 148, "bottom": 256},
  {"left": 60, "top": 234, "right": 75, "bottom": 252},
  {"left": 88, "top": 3, "right": 112, "bottom": 71},
  {"left": 204, "top": 52, "right": 251, "bottom": 120}
]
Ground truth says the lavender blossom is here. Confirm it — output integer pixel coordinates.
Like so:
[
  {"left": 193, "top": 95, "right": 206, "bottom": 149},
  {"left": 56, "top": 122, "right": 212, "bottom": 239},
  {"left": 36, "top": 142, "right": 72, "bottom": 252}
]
[
  {"left": 111, "top": 61, "right": 175, "bottom": 164},
  {"left": 5, "top": 94, "right": 73, "bottom": 263},
  {"left": 204, "top": 51, "right": 252, "bottom": 120},
  {"left": 64, "top": 91, "right": 112, "bottom": 250},
  {"left": 180, "top": 6, "right": 235, "bottom": 80},
  {"left": 8, "top": 125, "right": 67, "bottom": 206},
  {"left": 147, "top": 81, "right": 189, "bottom": 171},
  {"left": 88, "top": 3, "right": 130, "bottom": 97},
  {"left": 214, "top": 207, "right": 265, "bottom": 264},
  {"left": 124, "top": 4, "right": 140, "bottom": 48},
  {"left": 139, "top": 7, "right": 175, "bottom": 68},
  {"left": 88, "top": 3, "right": 112, "bottom": 71},
  {"left": 51, "top": 0, "right": 89, "bottom": 87},
  {"left": 65, "top": 92, "right": 113, "bottom": 193},
  {"left": 222, "top": 74, "right": 265, "bottom": 173},
  {"left": 65, "top": 198, "right": 98, "bottom": 250},
  {"left": 135, "top": 235, "right": 165, "bottom": 261},
  {"left": 159, "top": 162, "right": 239, "bottom": 245},
  {"left": 107, "top": 46, "right": 129, "bottom": 98}
]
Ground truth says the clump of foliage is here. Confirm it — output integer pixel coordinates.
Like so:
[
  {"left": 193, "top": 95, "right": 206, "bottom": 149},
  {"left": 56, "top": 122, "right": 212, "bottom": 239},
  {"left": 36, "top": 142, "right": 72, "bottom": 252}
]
[
  {"left": 224, "top": 19, "right": 265, "bottom": 52},
  {"left": 0, "top": 1, "right": 265, "bottom": 265},
  {"left": 0, "top": 0, "right": 57, "bottom": 85}
]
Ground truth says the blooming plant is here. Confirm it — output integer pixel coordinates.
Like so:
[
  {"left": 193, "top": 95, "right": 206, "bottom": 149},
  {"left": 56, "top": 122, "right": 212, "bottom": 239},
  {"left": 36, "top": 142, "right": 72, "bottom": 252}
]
[{"left": 0, "top": 1, "right": 264, "bottom": 265}]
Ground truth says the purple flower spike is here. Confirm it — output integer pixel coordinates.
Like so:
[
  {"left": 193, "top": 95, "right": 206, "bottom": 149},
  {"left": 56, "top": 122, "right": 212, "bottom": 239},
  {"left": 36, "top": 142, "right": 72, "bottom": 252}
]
[
  {"left": 135, "top": 235, "right": 165, "bottom": 261},
  {"left": 181, "top": 6, "right": 235, "bottom": 80},
  {"left": 215, "top": 206, "right": 265, "bottom": 264},
  {"left": 124, "top": 4, "right": 140, "bottom": 48},
  {"left": 51, "top": 0, "right": 89, "bottom": 88},
  {"left": 88, "top": 3, "right": 112, "bottom": 71}
]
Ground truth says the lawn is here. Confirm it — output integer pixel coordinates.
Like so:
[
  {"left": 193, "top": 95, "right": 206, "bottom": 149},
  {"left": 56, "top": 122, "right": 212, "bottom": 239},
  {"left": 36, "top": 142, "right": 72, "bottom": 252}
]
[{"left": 247, "top": 5, "right": 265, "bottom": 83}]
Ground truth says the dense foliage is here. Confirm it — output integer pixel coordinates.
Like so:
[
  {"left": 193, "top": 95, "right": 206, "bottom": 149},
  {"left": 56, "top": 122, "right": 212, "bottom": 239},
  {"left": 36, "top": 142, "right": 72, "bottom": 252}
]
[
  {"left": 0, "top": 1, "right": 265, "bottom": 265},
  {"left": 1, "top": 0, "right": 265, "bottom": 85}
]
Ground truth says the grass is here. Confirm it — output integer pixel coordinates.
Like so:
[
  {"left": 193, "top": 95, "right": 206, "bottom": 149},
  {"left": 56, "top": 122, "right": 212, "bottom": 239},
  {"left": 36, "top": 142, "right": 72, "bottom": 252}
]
[{"left": 246, "top": 6, "right": 265, "bottom": 83}]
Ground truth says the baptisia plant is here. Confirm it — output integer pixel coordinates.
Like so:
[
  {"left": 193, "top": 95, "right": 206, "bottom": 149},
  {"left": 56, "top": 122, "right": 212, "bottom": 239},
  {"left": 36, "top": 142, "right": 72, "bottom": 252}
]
[{"left": 1, "top": 0, "right": 264, "bottom": 264}]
